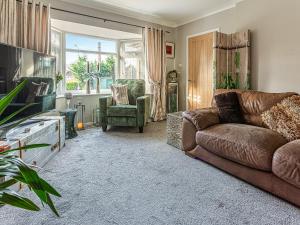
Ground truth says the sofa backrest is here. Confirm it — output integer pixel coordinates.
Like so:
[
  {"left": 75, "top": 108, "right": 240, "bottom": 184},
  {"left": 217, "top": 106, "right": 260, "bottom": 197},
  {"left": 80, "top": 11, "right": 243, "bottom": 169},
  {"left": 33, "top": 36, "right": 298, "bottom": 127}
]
[
  {"left": 115, "top": 79, "right": 145, "bottom": 105},
  {"left": 213, "top": 89, "right": 297, "bottom": 127}
]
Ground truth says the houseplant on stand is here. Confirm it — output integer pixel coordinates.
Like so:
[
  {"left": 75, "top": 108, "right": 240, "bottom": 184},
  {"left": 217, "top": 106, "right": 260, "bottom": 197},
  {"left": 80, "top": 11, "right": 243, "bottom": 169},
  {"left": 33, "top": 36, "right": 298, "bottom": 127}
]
[{"left": 0, "top": 80, "right": 61, "bottom": 216}]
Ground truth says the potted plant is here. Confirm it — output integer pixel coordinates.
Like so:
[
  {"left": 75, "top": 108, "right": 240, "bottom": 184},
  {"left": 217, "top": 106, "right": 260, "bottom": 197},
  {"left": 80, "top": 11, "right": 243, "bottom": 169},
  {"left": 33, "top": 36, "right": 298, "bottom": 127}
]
[{"left": 0, "top": 80, "right": 61, "bottom": 216}]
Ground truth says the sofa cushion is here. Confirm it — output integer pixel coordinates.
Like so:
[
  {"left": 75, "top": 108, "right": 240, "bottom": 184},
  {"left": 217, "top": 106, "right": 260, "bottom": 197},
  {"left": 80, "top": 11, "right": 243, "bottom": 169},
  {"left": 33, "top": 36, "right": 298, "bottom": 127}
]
[
  {"left": 214, "top": 92, "right": 244, "bottom": 123},
  {"left": 262, "top": 95, "right": 300, "bottom": 141},
  {"left": 213, "top": 89, "right": 296, "bottom": 127},
  {"left": 196, "top": 124, "right": 288, "bottom": 171},
  {"left": 107, "top": 105, "right": 137, "bottom": 117},
  {"left": 273, "top": 140, "right": 300, "bottom": 189}
]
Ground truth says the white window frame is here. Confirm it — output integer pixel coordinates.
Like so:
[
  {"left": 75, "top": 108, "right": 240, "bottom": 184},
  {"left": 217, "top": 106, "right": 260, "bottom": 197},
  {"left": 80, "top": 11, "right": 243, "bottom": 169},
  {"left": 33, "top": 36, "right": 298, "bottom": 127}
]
[{"left": 63, "top": 32, "right": 119, "bottom": 95}]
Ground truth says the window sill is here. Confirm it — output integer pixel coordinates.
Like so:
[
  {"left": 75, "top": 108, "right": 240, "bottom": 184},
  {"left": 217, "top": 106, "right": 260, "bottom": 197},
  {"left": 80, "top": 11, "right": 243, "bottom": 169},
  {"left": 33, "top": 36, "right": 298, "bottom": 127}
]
[{"left": 56, "top": 90, "right": 111, "bottom": 99}]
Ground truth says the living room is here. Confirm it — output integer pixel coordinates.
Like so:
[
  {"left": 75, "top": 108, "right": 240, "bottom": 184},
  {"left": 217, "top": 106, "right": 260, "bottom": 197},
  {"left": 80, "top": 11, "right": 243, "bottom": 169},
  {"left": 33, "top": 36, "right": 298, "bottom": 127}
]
[{"left": 0, "top": 0, "right": 299, "bottom": 224}]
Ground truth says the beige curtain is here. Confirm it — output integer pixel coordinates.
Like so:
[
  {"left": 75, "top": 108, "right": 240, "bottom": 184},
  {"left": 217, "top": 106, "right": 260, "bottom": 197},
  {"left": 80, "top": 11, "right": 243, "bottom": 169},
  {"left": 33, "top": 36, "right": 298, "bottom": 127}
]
[
  {"left": 144, "top": 27, "right": 166, "bottom": 121},
  {"left": 213, "top": 30, "right": 251, "bottom": 90},
  {"left": 0, "top": 0, "right": 50, "bottom": 54},
  {"left": 0, "top": 0, "right": 17, "bottom": 46}
]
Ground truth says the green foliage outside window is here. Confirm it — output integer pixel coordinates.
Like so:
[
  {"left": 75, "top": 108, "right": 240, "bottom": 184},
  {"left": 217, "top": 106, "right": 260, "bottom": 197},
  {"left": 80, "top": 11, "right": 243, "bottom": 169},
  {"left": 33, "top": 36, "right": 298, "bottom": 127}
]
[{"left": 67, "top": 55, "right": 115, "bottom": 91}]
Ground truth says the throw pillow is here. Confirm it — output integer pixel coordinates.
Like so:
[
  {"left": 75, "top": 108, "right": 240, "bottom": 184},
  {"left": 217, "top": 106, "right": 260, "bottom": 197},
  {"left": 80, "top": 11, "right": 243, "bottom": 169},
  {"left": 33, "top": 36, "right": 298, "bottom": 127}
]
[
  {"left": 39, "top": 82, "right": 49, "bottom": 96},
  {"left": 262, "top": 95, "right": 300, "bottom": 141},
  {"left": 214, "top": 92, "right": 244, "bottom": 123},
  {"left": 25, "top": 82, "right": 43, "bottom": 103},
  {"left": 111, "top": 84, "right": 129, "bottom": 105}
]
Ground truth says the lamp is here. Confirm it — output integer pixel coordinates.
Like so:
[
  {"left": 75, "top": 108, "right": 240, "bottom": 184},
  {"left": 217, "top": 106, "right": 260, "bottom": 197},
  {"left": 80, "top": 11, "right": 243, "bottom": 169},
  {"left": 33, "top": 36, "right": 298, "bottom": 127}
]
[
  {"left": 75, "top": 102, "right": 85, "bottom": 130},
  {"left": 65, "top": 92, "right": 73, "bottom": 109}
]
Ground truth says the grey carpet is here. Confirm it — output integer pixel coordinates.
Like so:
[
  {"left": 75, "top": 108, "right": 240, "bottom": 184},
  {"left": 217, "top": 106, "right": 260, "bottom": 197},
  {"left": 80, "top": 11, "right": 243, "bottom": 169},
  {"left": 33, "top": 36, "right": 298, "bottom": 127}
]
[{"left": 0, "top": 122, "right": 299, "bottom": 225}]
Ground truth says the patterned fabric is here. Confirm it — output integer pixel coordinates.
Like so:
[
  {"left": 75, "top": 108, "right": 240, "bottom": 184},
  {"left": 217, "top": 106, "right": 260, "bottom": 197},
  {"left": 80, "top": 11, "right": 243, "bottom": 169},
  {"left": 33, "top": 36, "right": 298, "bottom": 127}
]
[
  {"left": 115, "top": 79, "right": 145, "bottom": 105},
  {"left": 262, "top": 95, "right": 300, "bottom": 141},
  {"left": 213, "top": 30, "right": 251, "bottom": 90},
  {"left": 99, "top": 79, "right": 150, "bottom": 130},
  {"left": 111, "top": 84, "right": 129, "bottom": 105},
  {"left": 107, "top": 105, "right": 137, "bottom": 117}
]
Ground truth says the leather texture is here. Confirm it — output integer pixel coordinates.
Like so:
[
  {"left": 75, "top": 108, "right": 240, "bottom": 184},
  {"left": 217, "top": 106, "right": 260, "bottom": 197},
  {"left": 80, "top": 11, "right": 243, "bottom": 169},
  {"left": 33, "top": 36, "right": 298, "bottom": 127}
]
[
  {"left": 213, "top": 89, "right": 296, "bottom": 126},
  {"left": 99, "top": 79, "right": 150, "bottom": 130},
  {"left": 182, "top": 118, "right": 197, "bottom": 152},
  {"left": 273, "top": 140, "right": 300, "bottom": 189},
  {"left": 183, "top": 108, "right": 219, "bottom": 131},
  {"left": 187, "top": 145, "right": 300, "bottom": 207},
  {"left": 196, "top": 123, "right": 288, "bottom": 171}
]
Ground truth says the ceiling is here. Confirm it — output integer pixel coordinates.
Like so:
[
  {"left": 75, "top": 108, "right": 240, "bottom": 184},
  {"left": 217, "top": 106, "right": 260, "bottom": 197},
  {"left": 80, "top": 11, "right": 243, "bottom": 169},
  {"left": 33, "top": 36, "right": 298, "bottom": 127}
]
[
  {"left": 60, "top": 0, "right": 244, "bottom": 27},
  {"left": 52, "top": 19, "right": 142, "bottom": 39}
]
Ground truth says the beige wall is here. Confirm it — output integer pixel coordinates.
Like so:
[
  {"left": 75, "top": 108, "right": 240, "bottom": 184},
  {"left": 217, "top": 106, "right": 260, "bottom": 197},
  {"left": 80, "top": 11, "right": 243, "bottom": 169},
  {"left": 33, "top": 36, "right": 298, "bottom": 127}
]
[{"left": 176, "top": 0, "right": 300, "bottom": 110}]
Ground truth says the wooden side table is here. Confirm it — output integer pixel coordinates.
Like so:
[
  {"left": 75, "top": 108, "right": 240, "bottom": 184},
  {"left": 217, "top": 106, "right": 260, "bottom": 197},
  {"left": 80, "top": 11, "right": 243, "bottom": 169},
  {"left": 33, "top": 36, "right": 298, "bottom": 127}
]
[
  {"left": 60, "top": 109, "right": 78, "bottom": 139},
  {"left": 167, "top": 111, "right": 183, "bottom": 149}
]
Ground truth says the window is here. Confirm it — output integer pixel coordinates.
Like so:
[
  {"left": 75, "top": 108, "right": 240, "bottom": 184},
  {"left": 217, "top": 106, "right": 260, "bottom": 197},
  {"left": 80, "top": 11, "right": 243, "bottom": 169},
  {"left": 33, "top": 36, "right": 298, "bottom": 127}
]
[
  {"left": 120, "top": 40, "right": 145, "bottom": 80},
  {"left": 65, "top": 33, "right": 117, "bottom": 93},
  {"left": 51, "top": 29, "right": 63, "bottom": 94}
]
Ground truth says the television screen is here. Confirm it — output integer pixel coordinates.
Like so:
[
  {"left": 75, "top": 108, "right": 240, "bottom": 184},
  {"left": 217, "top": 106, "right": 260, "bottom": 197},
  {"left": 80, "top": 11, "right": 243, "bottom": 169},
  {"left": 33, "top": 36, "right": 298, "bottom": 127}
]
[{"left": 0, "top": 43, "right": 56, "bottom": 122}]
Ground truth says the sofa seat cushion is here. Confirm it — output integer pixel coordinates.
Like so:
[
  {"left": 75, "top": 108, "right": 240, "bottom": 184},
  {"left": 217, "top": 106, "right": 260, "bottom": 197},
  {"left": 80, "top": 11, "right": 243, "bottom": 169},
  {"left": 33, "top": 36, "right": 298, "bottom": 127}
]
[
  {"left": 196, "top": 124, "right": 288, "bottom": 171},
  {"left": 107, "top": 105, "right": 137, "bottom": 117},
  {"left": 273, "top": 140, "right": 300, "bottom": 188}
]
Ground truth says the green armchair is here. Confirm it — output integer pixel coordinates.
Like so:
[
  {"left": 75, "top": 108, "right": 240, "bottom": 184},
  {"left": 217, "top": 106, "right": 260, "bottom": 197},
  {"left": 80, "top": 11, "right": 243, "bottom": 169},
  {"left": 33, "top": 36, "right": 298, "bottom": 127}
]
[{"left": 99, "top": 79, "right": 150, "bottom": 133}]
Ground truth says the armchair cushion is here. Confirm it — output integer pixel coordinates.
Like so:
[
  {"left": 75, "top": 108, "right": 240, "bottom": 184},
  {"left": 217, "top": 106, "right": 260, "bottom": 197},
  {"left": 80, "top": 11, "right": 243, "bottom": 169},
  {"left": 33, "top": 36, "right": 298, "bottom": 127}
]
[
  {"left": 115, "top": 79, "right": 145, "bottom": 105},
  {"left": 183, "top": 108, "right": 220, "bottom": 131},
  {"left": 107, "top": 105, "right": 137, "bottom": 117}
]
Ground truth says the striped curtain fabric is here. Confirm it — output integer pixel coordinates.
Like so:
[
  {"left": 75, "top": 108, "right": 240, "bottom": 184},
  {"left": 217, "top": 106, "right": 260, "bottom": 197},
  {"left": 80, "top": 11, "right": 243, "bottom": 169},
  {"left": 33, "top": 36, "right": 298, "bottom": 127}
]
[{"left": 0, "top": 0, "right": 51, "bottom": 54}]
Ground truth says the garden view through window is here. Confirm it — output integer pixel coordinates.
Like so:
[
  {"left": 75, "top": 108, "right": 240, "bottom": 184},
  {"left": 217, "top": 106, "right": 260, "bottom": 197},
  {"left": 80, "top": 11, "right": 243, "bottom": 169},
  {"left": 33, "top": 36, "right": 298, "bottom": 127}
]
[{"left": 65, "top": 33, "right": 117, "bottom": 93}]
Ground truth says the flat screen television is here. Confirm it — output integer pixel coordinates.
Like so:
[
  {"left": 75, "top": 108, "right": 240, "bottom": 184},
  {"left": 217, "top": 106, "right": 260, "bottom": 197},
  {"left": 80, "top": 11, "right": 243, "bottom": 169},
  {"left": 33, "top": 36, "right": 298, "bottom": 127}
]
[{"left": 0, "top": 43, "right": 56, "bottom": 123}]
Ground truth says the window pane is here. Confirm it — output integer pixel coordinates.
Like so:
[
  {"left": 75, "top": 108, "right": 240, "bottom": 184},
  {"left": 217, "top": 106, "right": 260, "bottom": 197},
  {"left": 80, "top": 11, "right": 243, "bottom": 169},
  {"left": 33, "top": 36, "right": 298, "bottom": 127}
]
[
  {"left": 124, "top": 41, "right": 143, "bottom": 53},
  {"left": 65, "top": 33, "right": 116, "bottom": 53},
  {"left": 65, "top": 51, "right": 116, "bottom": 91}
]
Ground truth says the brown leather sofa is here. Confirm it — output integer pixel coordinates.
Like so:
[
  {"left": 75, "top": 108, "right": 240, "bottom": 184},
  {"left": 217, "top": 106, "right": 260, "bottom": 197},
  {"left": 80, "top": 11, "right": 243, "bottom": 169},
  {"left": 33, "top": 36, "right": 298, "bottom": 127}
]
[{"left": 182, "top": 89, "right": 300, "bottom": 207}]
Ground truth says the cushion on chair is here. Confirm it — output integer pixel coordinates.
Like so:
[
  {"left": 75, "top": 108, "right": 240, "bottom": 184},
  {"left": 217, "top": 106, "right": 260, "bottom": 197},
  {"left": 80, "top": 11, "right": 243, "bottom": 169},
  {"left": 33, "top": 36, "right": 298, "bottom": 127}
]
[
  {"left": 196, "top": 123, "right": 288, "bottom": 171},
  {"left": 107, "top": 105, "right": 137, "bottom": 117},
  {"left": 116, "top": 79, "right": 145, "bottom": 105},
  {"left": 111, "top": 84, "right": 129, "bottom": 105}
]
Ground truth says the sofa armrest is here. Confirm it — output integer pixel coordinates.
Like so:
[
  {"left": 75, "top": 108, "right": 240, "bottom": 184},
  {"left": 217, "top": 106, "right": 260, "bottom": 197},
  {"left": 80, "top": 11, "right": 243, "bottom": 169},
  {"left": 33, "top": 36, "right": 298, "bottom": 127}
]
[
  {"left": 136, "top": 95, "right": 150, "bottom": 127},
  {"left": 182, "top": 108, "right": 220, "bottom": 131},
  {"left": 99, "top": 96, "right": 113, "bottom": 125},
  {"left": 182, "top": 118, "right": 197, "bottom": 152},
  {"left": 273, "top": 140, "right": 300, "bottom": 189}
]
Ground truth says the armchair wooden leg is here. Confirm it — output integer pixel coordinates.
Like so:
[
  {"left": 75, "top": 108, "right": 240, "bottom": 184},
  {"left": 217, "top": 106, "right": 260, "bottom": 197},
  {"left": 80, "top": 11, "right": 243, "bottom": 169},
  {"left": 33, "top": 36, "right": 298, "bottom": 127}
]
[
  {"left": 139, "top": 126, "right": 143, "bottom": 133},
  {"left": 102, "top": 125, "right": 107, "bottom": 132}
]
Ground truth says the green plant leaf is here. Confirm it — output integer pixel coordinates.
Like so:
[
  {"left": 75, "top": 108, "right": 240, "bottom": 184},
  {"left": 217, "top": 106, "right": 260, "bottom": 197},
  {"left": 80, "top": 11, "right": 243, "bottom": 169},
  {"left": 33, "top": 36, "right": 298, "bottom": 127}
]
[
  {"left": 0, "top": 190, "right": 40, "bottom": 211},
  {"left": 0, "top": 144, "right": 50, "bottom": 155},
  {"left": 0, "top": 103, "right": 35, "bottom": 126},
  {"left": 40, "top": 178, "right": 61, "bottom": 197},
  {"left": 46, "top": 193, "right": 60, "bottom": 217},
  {"left": 0, "top": 179, "right": 18, "bottom": 189},
  {"left": 0, "top": 80, "right": 27, "bottom": 116}
]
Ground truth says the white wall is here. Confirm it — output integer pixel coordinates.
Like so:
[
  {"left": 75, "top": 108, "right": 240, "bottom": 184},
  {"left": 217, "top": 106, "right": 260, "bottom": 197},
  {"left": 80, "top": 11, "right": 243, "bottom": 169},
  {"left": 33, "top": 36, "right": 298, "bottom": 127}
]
[{"left": 176, "top": 0, "right": 300, "bottom": 110}]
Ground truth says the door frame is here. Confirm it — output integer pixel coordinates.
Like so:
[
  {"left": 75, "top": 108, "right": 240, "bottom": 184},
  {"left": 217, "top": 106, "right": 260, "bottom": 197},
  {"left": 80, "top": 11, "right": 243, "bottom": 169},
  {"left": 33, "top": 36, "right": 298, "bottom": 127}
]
[{"left": 186, "top": 28, "right": 220, "bottom": 110}]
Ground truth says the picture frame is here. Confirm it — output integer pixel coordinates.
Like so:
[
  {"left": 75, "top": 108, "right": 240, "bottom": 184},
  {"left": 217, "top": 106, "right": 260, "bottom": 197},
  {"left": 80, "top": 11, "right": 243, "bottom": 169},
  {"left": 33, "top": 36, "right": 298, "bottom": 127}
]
[{"left": 166, "top": 42, "right": 175, "bottom": 58}]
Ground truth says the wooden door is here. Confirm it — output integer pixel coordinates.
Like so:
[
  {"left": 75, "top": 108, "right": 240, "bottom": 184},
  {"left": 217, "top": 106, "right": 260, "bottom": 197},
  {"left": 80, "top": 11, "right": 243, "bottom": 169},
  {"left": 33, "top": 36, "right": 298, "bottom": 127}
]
[{"left": 188, "top": 32, "right": 213, "bottom": 110}]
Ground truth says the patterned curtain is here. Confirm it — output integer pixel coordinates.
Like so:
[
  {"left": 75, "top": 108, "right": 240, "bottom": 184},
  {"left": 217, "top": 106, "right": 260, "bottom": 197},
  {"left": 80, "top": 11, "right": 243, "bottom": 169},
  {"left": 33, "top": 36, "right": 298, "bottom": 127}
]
[
  {"left": 144, "top": 27, "right": 167, "bottom": 121},
  {"left": 213, "top": 30, "right": 251, "bottom": 90},
  {"left": 0, "top": 0, "right": 51, "bottom": 54}
]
